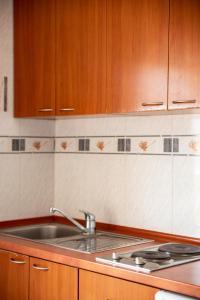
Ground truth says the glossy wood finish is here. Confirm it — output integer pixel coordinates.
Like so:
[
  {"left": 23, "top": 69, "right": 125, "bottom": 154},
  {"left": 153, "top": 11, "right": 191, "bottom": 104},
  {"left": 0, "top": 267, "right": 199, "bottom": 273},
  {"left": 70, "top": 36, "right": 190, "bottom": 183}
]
[
  {"left": 14, "top": 0, "right": 56, "bottom": 117},
  {"left": 56, "top": 0, "right": 107, "bottom": 116},
  {"left": 1, "top": 217, "right": 200, "bottom": 298},
  {"left": 169, "top": 0, "right": 200, "bottom": 110},
  {"left": 79, "top": 270, "right": 158, "bottom": 300},
  {"left": 0, "top": 250, "right": 29, "bottom": 300},
  {"left": 0, "top": 234, "right": 200, "bottom": 298},
  {"left": 106, "top": 0, "right": 169, "bottom": 113},
  {"left": 30, "top": 257, "right": 78, "bottom": 300}
]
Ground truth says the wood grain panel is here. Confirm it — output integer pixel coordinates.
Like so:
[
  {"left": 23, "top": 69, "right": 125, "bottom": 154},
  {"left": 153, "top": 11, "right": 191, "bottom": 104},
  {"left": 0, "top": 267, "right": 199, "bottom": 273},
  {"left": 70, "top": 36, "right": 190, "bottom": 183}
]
[
  {"left": 30, "top": 257, "right": 78, "bottom": 300},
  {"left": 56, "top": 0, "right": 107, "bottom": 116},
  {"left": 0, "top": 250, "right": 29, "bottom": 300},
  {"left": 79, "top": 269, "right": 158, "bottom": 300},
  {"left": 169, "top": 0, "right": 200, "bottom": 110},
  {"left": 14, "top": 0, "right": 56, "bottom": 117},
  {"left": 106, "top": 0, "right": 169, "bottom": 113}
]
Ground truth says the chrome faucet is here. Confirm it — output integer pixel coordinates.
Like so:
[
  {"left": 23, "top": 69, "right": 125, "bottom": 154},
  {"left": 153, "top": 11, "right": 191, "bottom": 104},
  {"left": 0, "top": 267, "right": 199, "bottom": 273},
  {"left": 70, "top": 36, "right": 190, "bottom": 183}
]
[{"left": 49, "top": 207, "right": 96, "bottom": 234}]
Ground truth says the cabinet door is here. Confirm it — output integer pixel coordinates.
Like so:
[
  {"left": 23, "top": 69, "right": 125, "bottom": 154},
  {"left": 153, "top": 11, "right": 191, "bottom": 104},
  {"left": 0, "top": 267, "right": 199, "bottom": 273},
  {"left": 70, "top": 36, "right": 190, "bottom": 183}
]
[
  {"left": 14, "top": 0, "right": 56, "bottom": 117},
  {"left": 79, "top": 270, "right": 158, "bottom": 300},
  {"left": 30, "top": 257, "right": 78, "bottom": 300},
  {"left": 0, "top": 250, "right": 29, "bottom": 300},
  {"left": 168, "top": 0, "right": 200, "bottom": 109},
  {"left": 106, "top": 0, "right": 169, "bottom": 113},
  {"left": 56, "top": 0, "right": 107, "bottom": 116}
]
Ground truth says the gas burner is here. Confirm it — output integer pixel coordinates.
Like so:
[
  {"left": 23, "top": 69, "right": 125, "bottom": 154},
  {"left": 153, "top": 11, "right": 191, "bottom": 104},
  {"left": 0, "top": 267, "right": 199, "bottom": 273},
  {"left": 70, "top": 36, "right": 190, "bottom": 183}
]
[
  {"left": 131, "top": 250, "right": 171, "bottom": 261},
  {"left": 158, "top": 243, "right": 200, "bottom": 255}
]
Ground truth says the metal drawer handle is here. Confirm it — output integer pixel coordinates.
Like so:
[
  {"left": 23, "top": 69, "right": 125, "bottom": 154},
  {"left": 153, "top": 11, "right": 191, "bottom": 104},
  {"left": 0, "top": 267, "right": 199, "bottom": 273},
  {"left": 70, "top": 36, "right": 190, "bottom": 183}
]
[
  {"left": 10, "top": 258, "right": 26, "bottom": 265},
  {"left": 172, "top": 100, "right": 196, "bottom": 104},
  {"left": 141, "top": 101, "right": 164, "bottom": 107},
  {"left": 59, "top": 108, "right": 75, "bottom": 111},
  {"left": 38, "top": 108, "right": 53, "bottom": 112},
  {"left": 32, "top": 264, "right": 49, "bottom": 271}
]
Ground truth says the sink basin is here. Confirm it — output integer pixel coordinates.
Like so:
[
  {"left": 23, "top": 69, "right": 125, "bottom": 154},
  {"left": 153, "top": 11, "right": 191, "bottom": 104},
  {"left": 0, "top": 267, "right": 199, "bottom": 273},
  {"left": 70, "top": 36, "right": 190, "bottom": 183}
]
[
  {"left": 0, "top": 223, "right": 153, "bottom": 253},
  {"left": 0, "top": 223, "right": 81, "bottom": 240}
]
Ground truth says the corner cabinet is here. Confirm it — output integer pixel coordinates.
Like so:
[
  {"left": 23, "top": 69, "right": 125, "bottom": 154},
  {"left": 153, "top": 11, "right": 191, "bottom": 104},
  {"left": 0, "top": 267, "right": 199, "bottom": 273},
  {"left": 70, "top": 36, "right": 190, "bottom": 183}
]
[
  {"left": 0, "top": 250, "right": 29, "bottom": 300},
  {"left": 14, "top": 0, "right": 107, "bottom": 117},
  {"left": 79, "top": 270, "right": 158, "bottom": 300},
  {"left": 14, "top": 0, "right": 56, "bottom": 117}
]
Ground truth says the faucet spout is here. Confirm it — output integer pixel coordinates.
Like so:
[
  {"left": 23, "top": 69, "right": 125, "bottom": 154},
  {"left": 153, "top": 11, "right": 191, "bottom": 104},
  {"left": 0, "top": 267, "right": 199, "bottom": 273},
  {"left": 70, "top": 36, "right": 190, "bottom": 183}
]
[{"left": 50, "top": 207, "right": 88, "bottom": 233}]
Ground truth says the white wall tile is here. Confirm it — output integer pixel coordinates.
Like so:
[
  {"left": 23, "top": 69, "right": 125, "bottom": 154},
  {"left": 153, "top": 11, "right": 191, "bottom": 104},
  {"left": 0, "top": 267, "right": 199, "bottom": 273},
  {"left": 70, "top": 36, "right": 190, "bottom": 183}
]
[
  {"left": 54, "top": 154, "right": 126, "bottom": 224},
  {"left": 0, "top": 154, "right": 20, "bottom": 220},
  {"left": 124, "top": 156, "right": 173, "bottom": 232},
  {"left": 172, "top": 114, "right": 200, "bottom": 135},
  {"left": 19, "top": 154, "right": 54, "bottom": 219},
  {"left": 172, "top": 156, "right": 200, "bottom": 237}
]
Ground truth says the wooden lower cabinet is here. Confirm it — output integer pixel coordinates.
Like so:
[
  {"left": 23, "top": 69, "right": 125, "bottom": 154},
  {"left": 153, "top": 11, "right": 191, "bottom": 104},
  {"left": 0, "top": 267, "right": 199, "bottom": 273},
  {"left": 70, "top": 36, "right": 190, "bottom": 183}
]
[
  {"left": 29, "top": 257, "right": 78, "bottom": 300},
  {"left": 0, "top": 250, "right": 29, "bottom": 300},
  {"left": 79, "top": 270, "right": 158, "bottom": 300}
]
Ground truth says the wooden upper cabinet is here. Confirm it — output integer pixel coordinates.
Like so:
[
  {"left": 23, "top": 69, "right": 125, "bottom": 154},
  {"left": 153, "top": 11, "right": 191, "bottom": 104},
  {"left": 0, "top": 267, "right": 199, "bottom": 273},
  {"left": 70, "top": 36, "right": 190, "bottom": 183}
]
[
  {"left": 79, "top": 270, "right": 158, "bottom": 300},
  {"left": 56, "top": 0, "right": 107, "bottom": 116},
  {"left": 29, "top": 257, "right": 78, "bottom": 300},
  {"left": 168, "top": 0, "right": 200, "bottom": 110},
  {"left": 0, "top": 250, "right": 29, "bottom": 300},
  {"left": 14, "top": 0, "right": 56, "bottom": 117},
  {"left": 106, "top": 0, "right": 169, "bottom": 113}
]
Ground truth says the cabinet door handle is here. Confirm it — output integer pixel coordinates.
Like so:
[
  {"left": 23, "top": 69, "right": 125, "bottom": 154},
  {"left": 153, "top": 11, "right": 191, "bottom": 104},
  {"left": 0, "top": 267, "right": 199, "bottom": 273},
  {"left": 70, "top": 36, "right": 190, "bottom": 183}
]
[
  {"left": 32, "top": 264, "right": 49, "bottom": 271},
  {"left": 10, "top": 258, "right": 26, "bottom": 264},
  {"left": 3, "top": 76, "right": 8, "bottom": 112},
  {"left": 141, "top": 101, "right": 164, "bottom": 107},
  {"left": 59, "top": 108, "right": 75, "bottom": 111},
  {"left": 172, "top": 100, "right": 196, "bottom": 104},
  {"left": 38, "top": 108, "right": 53, "bottom": 112}
]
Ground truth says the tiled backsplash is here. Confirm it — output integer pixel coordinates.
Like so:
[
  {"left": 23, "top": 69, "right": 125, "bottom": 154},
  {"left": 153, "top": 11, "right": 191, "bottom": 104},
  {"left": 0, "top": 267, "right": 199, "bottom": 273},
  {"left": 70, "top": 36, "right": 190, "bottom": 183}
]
[{"left": 54, "top": 115, "right": 200, "bottom": 239}]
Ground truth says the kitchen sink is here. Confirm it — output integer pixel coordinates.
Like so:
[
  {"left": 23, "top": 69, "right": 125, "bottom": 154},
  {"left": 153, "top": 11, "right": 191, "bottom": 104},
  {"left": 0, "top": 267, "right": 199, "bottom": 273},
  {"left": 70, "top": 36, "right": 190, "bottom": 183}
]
[
  {"left": 0, "top": 223, "right": 153, "bottom": 253},
  {"left": 0, "top": 223, "right": 81, "bottom": 240}
]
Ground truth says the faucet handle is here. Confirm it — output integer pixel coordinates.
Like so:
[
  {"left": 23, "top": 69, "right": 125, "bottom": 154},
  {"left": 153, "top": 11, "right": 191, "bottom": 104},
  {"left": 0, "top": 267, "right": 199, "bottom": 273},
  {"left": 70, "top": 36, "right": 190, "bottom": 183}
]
[
  {"left": 79, "top": 210, "right": 95, "bottom": 220},
  {"left": 79, "top": 210, "right": 96, "bottom": 234}
]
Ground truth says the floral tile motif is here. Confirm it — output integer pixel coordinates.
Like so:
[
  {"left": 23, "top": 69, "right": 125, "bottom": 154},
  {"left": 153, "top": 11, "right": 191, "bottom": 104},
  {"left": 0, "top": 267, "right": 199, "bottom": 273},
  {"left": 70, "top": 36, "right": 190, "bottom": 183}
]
[
  {"left": 90, "top": 137, "right": 115, "bottom": 153},
  {"left": 133, "top": 137, "right": 162, "bottom": 154},
  {"left": 55, "top": 138, "right": 77, "bottom": 152},
  {"left": 179, "top": 136, "right": 200, "bottom": 155},
  {"left": 26, "top": 138, "right": 54, "bottom": 153}
]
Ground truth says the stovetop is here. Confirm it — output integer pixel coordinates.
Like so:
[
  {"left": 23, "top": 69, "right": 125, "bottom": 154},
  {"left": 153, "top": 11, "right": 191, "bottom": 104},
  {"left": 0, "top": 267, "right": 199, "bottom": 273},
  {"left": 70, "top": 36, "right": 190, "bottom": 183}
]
[{"left": 96, "top": 243, "right": 200, "bottom": 273}]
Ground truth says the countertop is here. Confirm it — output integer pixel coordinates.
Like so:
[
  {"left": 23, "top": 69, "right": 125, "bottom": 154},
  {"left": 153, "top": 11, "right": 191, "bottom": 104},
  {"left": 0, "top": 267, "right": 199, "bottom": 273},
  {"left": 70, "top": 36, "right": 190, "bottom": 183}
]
[{"left": 0, "top": 216, "right": 200, "bottom": 299}]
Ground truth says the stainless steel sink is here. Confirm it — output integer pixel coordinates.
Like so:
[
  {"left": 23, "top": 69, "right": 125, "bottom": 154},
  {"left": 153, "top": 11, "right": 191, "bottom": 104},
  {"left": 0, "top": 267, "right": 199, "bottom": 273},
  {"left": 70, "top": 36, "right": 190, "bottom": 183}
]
[
  {"left": 0, "top": 223, "right": 81, "bottom": 240},
  {"left": 0, "top": 223, "right": 153, "bottom": 253},
  {"left": 49, "top": 232, "right": 153, "bottom": 253}
]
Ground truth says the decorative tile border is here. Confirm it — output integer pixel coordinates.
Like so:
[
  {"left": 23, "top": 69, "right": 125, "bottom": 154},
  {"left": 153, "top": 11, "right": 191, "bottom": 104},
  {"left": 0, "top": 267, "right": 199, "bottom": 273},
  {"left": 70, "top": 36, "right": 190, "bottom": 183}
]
[
  {"left": 54, "top": 135, "right": 200, "bottom": 156},
  {"left": 0, "top": 136, "right": 54, "bottom": 153},
  {"left": 2, "top": 135, "right": 200, "bottom": 156}
]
